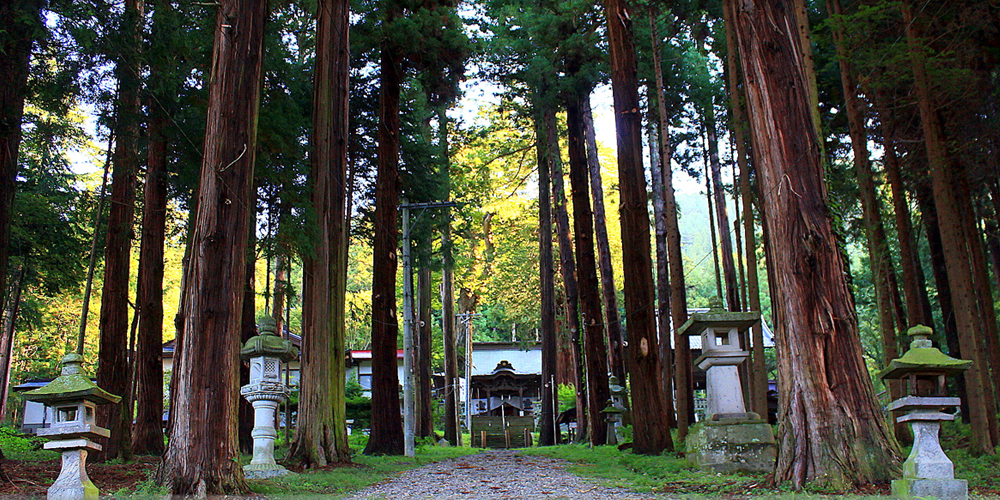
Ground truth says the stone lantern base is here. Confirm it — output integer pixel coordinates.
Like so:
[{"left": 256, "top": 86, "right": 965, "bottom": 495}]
[
  {"left": 686, "top": 416, "right": 776, "bottom": 474},
  {"left": 892, "top": 478, "right": 967, "bottom": 500},
  {"left": 244, "top": 462, "right": 293, "bottom": 480}
]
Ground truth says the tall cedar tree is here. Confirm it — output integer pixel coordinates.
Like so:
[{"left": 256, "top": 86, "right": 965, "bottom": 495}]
[
  {"left": 720, "top": 0, "right": 766, "bottom": 415},
  {"left": 290, "top": 0, "right": 352, "bottom": 466},
  {"left": 728, "top": 0, "right": 900, "bottom": 487},
  {"left": 649, "top": 11, "right": 693, "bottom": 437},
  {"left": 0, "top": 0, "right": 43, "bottom": 316},
  {"left": 545, "top": 108, "right": 585, "bottom": 439},
  {"left": 132, "top": 79, "right": 168, "bottom": 457},
  {"left": 602, "top": 0, "right": 673, "bottom": 455},
  {"left": 901, "top": 0, "right": 999, "bottom": 454},
  {"left": 156, "top": 0, "right": 267, "bottom": 491},
  {"left": 582, "top": 96, "right": 625, "bottom": 384},
  {"left": 534, "top": 102, "right": 558, "bottom": 446},
  {"left": 565, "top": 91, "right": 610, "bottom": 445},
  {"left": 96, "top": 0, "right": 143, "bottom": 461},
  {"left": 364, "top": 24, "right": 405, "bottom": 456}
]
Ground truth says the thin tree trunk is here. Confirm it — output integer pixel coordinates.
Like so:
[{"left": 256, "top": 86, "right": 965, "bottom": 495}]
[
  {"left": 0, "top": 0, "right": 41, "bottom": 318},
  {"left": 827, "top": 0, "right": 902, "bottom": 408},
  {"left": 132, "top": 101, "right": 168, "bottom": 456},
  {"left": 650, "top": 8, "right": 692, "bottom": 440},
  {"left": 565, "top": 92, "right": 610, "bottom": 446},
  {"left": 730, "top": 0, "right": 901, "bottom": 487},
  {"left": 602, "top": 0, "right": 673, "bottom": 455},
  {"left": 96, "top": 0, "right": 144, "bottom": 462},
  {"left": 535, "top": 103, "right": 558, "bottom": 447},
  {"left": 290, "top": 0, "right": 352, "bottom": 466},
  {"left": 913, "top": 178, "right": 968, "bottom": 419},
  {"left": 545, "top": 108, "right": 586, "bottom": 442},
  {"left": 582, "top": 94, "right": 625, "bottom": 384},
  {"left": 440, "top": 111, "right": 460, "bottom": 446},
  {"left": 704, "top": 157, "right": 723, "bottom": 300},
  {"left": 0, "top": 265, "right": 26, "bottom": 418},
  {"left": 901, "top": 0, "right": 998, "bottom": 454},
  {"left": 721, "top": 0, "right": 766, "bottom": 416},
  {"left": 881, "top": 126, "right": 934, "bottom": 328},
  {"left": 273, "top": 254, "right": 287, "bottom": 334},
  {"left": 364, "top": 31, "right": 404, "bottom": 456},
  {"left": 156, "top": 0, "right": 266, "bottom": 491},
  {"left": 646, "top": 108, "right": 675, "bottom": 428},
  {"left": 705, "top": 104, "right": 741, "bottom": 312}
]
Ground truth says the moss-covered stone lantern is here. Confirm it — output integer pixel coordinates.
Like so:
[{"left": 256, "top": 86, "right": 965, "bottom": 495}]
[
  {"left": 22, "top": 353, "right": 120, "bottom": 500},
  {"left": 880, "top": 325, "right": 971, "bottom": 500},
  {"left": 240, "top": 317, "right": 298, "bottom": 478},
  {"left": 677, "top": 297, "right": 775, "bottom": 473},
  {"left": 600, "top": 399, "right": 624, "bottom": 446}
]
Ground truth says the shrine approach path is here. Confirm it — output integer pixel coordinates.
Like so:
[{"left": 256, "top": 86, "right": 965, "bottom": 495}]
[{"left": 344, "top": 449, "right": 662, "bottom": 499}]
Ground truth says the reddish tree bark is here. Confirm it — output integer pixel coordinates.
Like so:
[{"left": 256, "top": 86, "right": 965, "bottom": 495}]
[
  {"left": 290, "top": 0, "right": 352, "bottom": 466},
  {"left": 534, "top": 103, "right": 558, "bottom": 446},
  {"left": 96, "top": 0, "right": 144, "bottom": 462},
  {"left": 544, "top": 108, "right": 586, "bottom": 440},
  {"left": 582, "top": 95, "right": 625, "bottom": 384},
  {"left": 730, "top": 0, "right": 900, "bottom": 487},
  {"left": 364, "top": 31, "right": 404, "bottom": 456},
  {"left": 602, "top": 0, "right": 673, "bottom": 455},
  {"left": 565, "top": 92, "right": 610, "bottom": 446},
  {"left": 132, "top": 104, "right": 168, "bottom": 456},
  {"left": 156, "top": 0, "right": 267, "bottom": 492}
]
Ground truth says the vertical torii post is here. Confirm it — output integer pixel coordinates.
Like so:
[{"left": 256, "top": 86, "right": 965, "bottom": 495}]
[{"left": 401, "top": 201, "right": 458, "bottom": 457}]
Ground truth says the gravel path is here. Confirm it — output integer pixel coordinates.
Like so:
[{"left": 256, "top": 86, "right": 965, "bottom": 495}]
[{"left": 344, "top": 449, "right": 660, "bottom": 500}]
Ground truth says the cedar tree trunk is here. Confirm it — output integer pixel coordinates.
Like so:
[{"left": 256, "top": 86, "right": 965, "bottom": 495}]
[
  {"left": 535, "top": 105, "right": 558, "bottom": 446},
  {"left": 545, "top": 108, "right": 586, "bottom": 441},
  {"left": 132, "top": 105, "right": 167, "bottom": 456},
  {"left": 602, "top": 0, "right": 673, "bottom": 455},
  {"left": 730, "top": 0, "right": 901, "bottom": 487},
  {"left": 582, "top": 95, "right": 625, "bottom": 384},
  {"left": 96, "top": 0, "right": 143, "bottom": 461},
  {"left": 565, "top": 92, "right": 610, "bottom": 446},
  {"left": 364, "top": 33, "right": 404, "bottom": 456},
  {"left": 156, "top": 0, "right": 266, "bottom": 492},
  {"left": 290, "top": 0, "right": 352, "bottom": 466}
]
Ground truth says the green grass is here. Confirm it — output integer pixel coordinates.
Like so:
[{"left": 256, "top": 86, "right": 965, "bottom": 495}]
[{"left": 0, "top": 425, "right": 59, "bottom": 461}]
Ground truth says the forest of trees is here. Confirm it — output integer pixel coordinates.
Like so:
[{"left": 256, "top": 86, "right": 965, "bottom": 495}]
[{"left": 0, "top": 0, "right": 998, "bottom": 494}]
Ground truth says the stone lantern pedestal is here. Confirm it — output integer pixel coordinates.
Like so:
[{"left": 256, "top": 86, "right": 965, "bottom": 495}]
[
  {"left": 22, "top": 354, "right": 120, "bottom": 500},
  {"left": 881, "top": 325, "right": 971, "bottom": 500},
  {"left": 678, "top": 298, "right": 775, "bottom": 474},
  {"left": 240, "top": 318, "right": 299, "bottom": 479}
]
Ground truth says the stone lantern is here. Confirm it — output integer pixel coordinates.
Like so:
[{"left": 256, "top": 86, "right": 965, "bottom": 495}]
[
  {"left": 601, "top": 399, "right": 623, "bottom": 446},
  {"left": 22, "top": 353, "right": 120, "bottom": 500},
  {"left": 880, "top": 325, "right": 971, "bottom": 500},
  {"left": 608, "top": 376, "right": 627, "bottom": 411},
  {"left": 677, "top": 297, "right": 775, "bottom": 473},
  {"left": 240, "top": 317, "right": 299, "bottom": 478}
]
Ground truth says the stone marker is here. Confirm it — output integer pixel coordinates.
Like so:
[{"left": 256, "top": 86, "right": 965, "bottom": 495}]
[
  {"left": 677, "top": 297, "right": 775, "bottom": 473},
  {"left": 240, "top": 317, "right": 299, "bottom": 479},
  {"left": 22, "top": 354, "right": 121, "bottom": 500},
  {"left": 880, "top": 325, "right": 971, "bottom": 500}
]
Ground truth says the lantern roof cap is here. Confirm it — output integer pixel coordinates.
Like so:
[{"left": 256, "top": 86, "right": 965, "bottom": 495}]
[
  {"left": 241, "top": 317, "right": 299, "bottom": 362},
  {"left": 879, "top": 325, "right": 972, "bottom": 380},
  {"left": 22, "top": 354, "right": 121, "bottom": 405},
  {"left": 601, "top": 400, "right": 624, "bottom": 414},
  {"left": 677, "top": 297, "right": 760, "bottom": 337}
]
